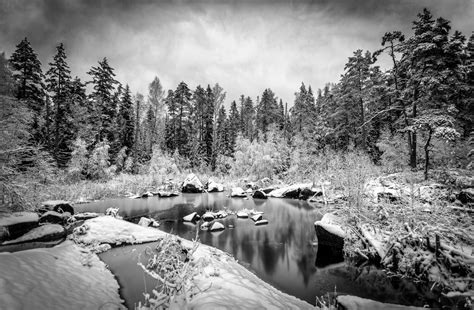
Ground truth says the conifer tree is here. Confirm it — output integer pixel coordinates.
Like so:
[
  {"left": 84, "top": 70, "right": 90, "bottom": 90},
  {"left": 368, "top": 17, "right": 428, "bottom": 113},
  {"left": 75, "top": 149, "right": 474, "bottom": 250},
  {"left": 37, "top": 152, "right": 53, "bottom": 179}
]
[
  {"left": 228, "top": 100, "right": 240, "bottom": 155},
  {"left": 87, "top": 57, "right": 118, "bottom": 143},
  {"left": 46, "top": 43, "right": 73, "bottom": 166},
  {"left": 118, "top": 85, "right": 135, "bottom": 153},
  {"left": 256, "top": 88, "right": 279, "bottom": 140}
]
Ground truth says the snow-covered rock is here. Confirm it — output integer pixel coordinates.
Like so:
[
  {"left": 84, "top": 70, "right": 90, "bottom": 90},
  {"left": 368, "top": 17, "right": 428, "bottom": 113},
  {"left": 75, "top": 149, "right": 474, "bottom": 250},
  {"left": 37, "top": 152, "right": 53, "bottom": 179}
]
[
  {"left": 214, "top": 210, "right": 228, "bottom": 218},
  {"left": 73, "top": 216, "right": 166, "bottom": 245},
  {"left": 141, "top": 191, "right": 154, "bottom": 198},
  {"left": 39, "top": 211, "right": 70, "bottom": 224},
  {"left": 255, "top": 219, "right": 268, "bottom": 226},
  {"left": 252, "top": 190, "right": 267, "bottom": 199},
  {"left": 39, "top": 200, "right": 74, "bottom": 215},
  {"left": 207, "top": 179, "right": 224, "bottom": 192},
  {"left": 236, "top": 210, "right": 249, "bottom": 218},
  {"left": 182, "top": 173, "right": 204, "bottom": 193},
  {"left": 105, "top": 208, "right": 121, "bottom": 218},
  {"left": 314, "top": 212, "right": 346, "bottom": 248},
  {"left": 230, "top": 187, "right": 247, "bottom": 197},
  {"left": 268, "top": 183, "right": 314, "bottom": 198},
  {"left": 200, "top": 221, "right": 210, "bottom": 231},
  {"left": 0, "top": 241, "right": 124, "bottom": 309},
  {"left": 202, "top": 212, "right": 215, "bottom": 221},
  {"left": 336, "top": 295, "right": 424, "bottom": 310},
  {"left": 0, "top": 212, "right": 38, "bottom": 227},
  {"left": 2, "top": 224, "right": 66, "bottom": 245},
  {"left": 251, "top": 214, "right": 263, "bottom": 222},
  {"left": 72, "top": 212, "right": 100, "bottom": 221},
  {"left": 138, "top": 217, "right": 152, "bottom": 227},
  {"left": 210, "top": 222, "right": 225, "bottom": 232},
  {"left": 183, "top": 212, "right": 199, "bottom": 222},
  {"left": 150, "top": 218, "right": 160, "bottom": 227},
  {"left": 157, "top": 191, "right": 179, "bottom": 198}
]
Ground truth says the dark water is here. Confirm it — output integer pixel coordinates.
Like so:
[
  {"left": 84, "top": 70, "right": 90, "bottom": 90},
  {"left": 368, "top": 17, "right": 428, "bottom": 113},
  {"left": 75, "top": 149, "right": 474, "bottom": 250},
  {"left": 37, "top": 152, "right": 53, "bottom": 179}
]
[{"left": 77, "top": 193, "right": 442, "bottom": 309}]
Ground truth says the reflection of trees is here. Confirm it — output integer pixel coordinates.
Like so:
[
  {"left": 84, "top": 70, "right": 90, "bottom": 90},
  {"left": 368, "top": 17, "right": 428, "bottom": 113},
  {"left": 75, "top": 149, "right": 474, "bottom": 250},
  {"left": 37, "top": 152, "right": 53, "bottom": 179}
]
[
  {"left": 296, "top": 248, "right": 317, "bottom": 286},
  {"left": 260, "top": 232, "right": 279, "bottom": 275},
  {"left": 240, "top": 234, "right": 255, "bottom": 264}
]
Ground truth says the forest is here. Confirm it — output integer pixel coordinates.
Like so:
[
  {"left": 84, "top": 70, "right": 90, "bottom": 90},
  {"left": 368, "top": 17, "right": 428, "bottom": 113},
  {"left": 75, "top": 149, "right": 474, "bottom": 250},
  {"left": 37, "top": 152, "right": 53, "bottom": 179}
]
[{"left": 0, "top": 8, "right": 473, "bottom": 209}]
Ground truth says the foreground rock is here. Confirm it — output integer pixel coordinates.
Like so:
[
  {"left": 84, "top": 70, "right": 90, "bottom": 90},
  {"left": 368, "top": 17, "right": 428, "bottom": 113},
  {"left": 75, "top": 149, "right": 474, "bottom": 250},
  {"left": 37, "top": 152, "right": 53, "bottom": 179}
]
[
  {"left": 210, "top": 221, "right": 225, "bottom": 232},
  {"left": 2, "top": 224, "right": 66, "bottom": 245},
  {"left": 314, "top": 212, "right": 346, "bottom": 249},
  {"left": 39, "top": 211, "right": 70, "bottom": 225},
  {"left": 182, "top": 173, "right": 204, "bottom": 193},
  {"left": 38, "top": 200, "right": 74, "bottom": 215},
  {"left": 336, "top": 295, "right": 425, "bottom": 310},
  {"left": 0, "top": 241, "right": 124, "bottom": 309},
  {"left": 0, "top": 212, "right": 39, "bottom": 241},
  {"left": 76, "top": 216, "right": 312, "bottom": 309}
]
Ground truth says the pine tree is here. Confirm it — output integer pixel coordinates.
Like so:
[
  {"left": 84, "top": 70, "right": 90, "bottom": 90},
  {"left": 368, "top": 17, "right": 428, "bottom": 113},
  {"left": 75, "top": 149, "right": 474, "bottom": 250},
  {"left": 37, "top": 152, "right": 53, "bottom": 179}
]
[
  {"left": 148, "top": 77, "right": 166, "bottom": 151},
  {"left": 240, "top": 96, "right": 255, "bottom": 141},
  {"left": 256, "top": 88, "right": 279, "bottom": 140},
  {"left": 45, "top": 43, "right": 73, "bottom": 166},
  {"left": 87, "top": 57, "right": 118, "bottom": 143},
  {"left": 0, "top": 52, "right": 15, "bottom": 96},
  {"left": 228, "top": 100, "right": 240, "bottom": 155},
  {"left": 118, "top": 85, "right": 135, "bottom": 153}
]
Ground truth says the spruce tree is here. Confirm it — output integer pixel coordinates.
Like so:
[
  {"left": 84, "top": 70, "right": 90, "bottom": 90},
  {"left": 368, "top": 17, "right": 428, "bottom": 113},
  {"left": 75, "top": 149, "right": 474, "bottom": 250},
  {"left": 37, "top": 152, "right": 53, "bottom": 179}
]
[
  {"left": 45, "top": 43, "right": 73, "bottom": 166},
  {"left": 228, "top": 100, "right": 240, "bottom": 155},
  {"left": 118, "top": 85, "right": 135, "bottom": 153},
  {"left": 87, "top": 57, "right": 118, "bottom": 143}
]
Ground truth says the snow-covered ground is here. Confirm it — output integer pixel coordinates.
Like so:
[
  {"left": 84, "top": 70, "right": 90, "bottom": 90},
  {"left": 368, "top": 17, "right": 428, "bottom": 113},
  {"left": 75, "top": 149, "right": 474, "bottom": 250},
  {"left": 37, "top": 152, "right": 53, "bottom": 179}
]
[
  {"left": 0, "top": 240, "right": 124, "bottom": 309},
  {"left": 75, "top": 216, "right": 314, "bottom": 309}
]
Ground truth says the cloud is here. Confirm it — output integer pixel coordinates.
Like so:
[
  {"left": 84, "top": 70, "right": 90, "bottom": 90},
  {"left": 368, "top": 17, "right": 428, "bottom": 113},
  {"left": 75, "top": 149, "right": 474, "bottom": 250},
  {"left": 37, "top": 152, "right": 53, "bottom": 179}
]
[{"left": 0, "top": 0, "right": 472, "bottom": 106}]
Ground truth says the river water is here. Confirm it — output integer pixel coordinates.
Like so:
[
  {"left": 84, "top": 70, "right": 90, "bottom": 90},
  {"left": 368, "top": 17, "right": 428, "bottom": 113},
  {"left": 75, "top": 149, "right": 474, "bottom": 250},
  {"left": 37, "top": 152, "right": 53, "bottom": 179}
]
[{"left": 76, "top": 193, "right": 440, "bottom": 309}]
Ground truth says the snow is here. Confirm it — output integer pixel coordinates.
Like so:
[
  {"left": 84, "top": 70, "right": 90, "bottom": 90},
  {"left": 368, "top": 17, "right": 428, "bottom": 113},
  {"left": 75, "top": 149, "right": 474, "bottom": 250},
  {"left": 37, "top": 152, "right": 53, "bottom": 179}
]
[
  {"left": 314, "top": 212, "right": 346, "bottom": 239},
  {"left": 183, "top": 212, "right": 199, "bottom": 222},
  {"left": 0, "top": 241, "right": 124, "bottom": 309},
  {"left": 336, "top": 295, "right": 425, "bottom": 310},
  {"left": 73, "top": 216, "right": 166, "bottom": 245},
  {"left": 76, "top": 216, "right": 313, "bottom": 309},
  {"left": 2, "top": 224, "right": 65, "bottom": 245},
  {"left": 230, "top": 187, "right": 247, "bottom": 197},
  {"left": 268, "top": 183, "right": 313, "bottom": 198},
  {"left": 210, "top": 222, "right": 225, "bottom": 231},
  {"left": 0, "top": 212, "right": 38, "bottom": 227}
]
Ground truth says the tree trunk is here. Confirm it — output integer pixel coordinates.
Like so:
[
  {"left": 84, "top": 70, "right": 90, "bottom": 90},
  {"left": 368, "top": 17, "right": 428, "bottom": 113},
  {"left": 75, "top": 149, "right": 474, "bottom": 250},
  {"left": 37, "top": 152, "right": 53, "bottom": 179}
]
[
  {"left": 424, "top": 128, "right": 432, "bottom": 181},
  {"left": 410, "top": 88, "right": 418, "bottom": 169}
]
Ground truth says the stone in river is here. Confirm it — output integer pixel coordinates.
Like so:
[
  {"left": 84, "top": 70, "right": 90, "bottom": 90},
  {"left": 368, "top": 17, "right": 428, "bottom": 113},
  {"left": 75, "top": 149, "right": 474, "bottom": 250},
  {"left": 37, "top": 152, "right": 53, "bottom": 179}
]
[
  {"left": 39, "top": 200, "right": 74, "bottom": 215},
  {"left": 202, "top": 212, "right": 215, "bottom": 221},
  {"left": 255, "top": 219, "right": 269, "bottom": 226},
  {"left": 236, "top": 211, "right": 249, "bottom": 218},
  {"left": 183, "top": 212, "right": 199, "bottom": 222},
  {"left": 2, "top": 224, "right": 66, "bottom": 245},
  {"left": 210, "top": 222, "right": 225, "bottom": 232},
  {"left": 251, "top": 214, "right": 263, "bottom": 222}
]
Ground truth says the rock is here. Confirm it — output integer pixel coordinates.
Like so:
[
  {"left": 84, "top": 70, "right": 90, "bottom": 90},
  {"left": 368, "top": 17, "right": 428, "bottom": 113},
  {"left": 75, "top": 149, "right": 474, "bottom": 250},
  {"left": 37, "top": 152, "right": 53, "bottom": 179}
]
[
  {"left": 150, "top": 219, "right": 160, "bottom": 228},
  {"left": 228, "top": 224, "right": 234, "bottom": 229},
  {"left": 0, "top": 212, "right": 39, "bottom": 240},
  {"left": 181, "top": 173, "right": 204, "bottom": 193},
  {"left": 246, "top": 182, "right": 258, "bottom": 190},
  {"left": 127, "top": 194, "right": 141, "bottom": 199},
  {"left": 2, "top": 224, "right": 66, "bottom": 245},
  {"left": 207, "top": 179, "right": 224, "bottom": 192},
  {"left": 39, "top": 211, "right": 70, "bottom": 225},
  {"left": 336, "top": 295, "right": 425, "bottom": 310},
  {"left": 183, "top": 212, "right": 199, "bottom": 222},
  {"left": 214, "top": 210, "right": 228, "bottom": 218},
  {"left": 210, "top": 222, "right": 225, "bottom": 232},
  {"left": 251, "top": 214, "right": 263, "bottom": 222},
  {"left": 72, "top": 212, "right": 100, "bottom": 221},
  {"left": 299, "top": 187, "right": 319, "bottom": 200},
  {"left": 202, "top": 212, "right": 215, "bottom": 222},
  {"left": 252, "top": 190, "right": 267, "bottom": 199},
  {"left": 457, "top": 188, "right": 474, "bottom": 204},
  {"left": 268, "top": 183, "right": 313, "bottom": 198},
  {"left": 255, "top": 219, "right": 268, "bottom": 226},
  {"left": 141, "top": 191, "right": 154, "bottom": 198},
  {"left": 236, "top": 211, "right": 249, "bottom": 218},
  {"left": 138, "top": 217, "right": 152, "bottom": 227},
  {"left": 230, "top": 187, "right": 247, "bottom": 197},
  {"left": 157, "top": 191, "right": 179, "bottom": 198},
  {"left": 105, "top": 208, "right": 122, "bottom": 219},
  {"left": 200, "top": 221, "right": 210, "bottom": 231},
  {"left": 314, "top": 213, "right": 345, "bottom": 249},
  {"left": 39, "top": 200, "right": 74, "bottom": 215}
]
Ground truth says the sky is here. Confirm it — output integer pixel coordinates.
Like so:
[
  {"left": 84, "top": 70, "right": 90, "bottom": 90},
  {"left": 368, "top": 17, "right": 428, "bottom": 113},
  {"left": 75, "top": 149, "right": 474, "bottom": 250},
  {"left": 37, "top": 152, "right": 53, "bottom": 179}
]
[{"left": 0, "top": 0, "right": 472, "bottom": 106}]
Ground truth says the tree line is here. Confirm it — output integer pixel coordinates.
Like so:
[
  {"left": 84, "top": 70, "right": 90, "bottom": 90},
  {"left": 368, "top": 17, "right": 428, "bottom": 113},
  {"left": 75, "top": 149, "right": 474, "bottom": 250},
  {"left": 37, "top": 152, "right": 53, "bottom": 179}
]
[{"left": 1, "top": 8, "right": 472, "bottom": 182}]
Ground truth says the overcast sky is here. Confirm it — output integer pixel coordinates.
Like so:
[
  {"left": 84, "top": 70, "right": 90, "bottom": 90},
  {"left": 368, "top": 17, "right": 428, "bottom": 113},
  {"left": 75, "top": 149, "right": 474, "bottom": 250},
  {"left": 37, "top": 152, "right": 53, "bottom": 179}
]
[{"left": 0, "top": 0, "right": 472, "bottom": 105}]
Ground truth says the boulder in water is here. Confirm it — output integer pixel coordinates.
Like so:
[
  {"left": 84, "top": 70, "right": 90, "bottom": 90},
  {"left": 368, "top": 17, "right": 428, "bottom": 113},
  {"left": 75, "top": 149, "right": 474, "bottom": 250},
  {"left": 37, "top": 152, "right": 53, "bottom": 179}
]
[
  {"left": 183, "top": 212, "right": 199, "bottom": 222},
  {"left": 202, "top": 212, "right": 215, "bottom": 221},
  {"left": 181, "top": 173, "right": 204, "bottom": 193},
  {"left": 39, "top": 200, "right": 74, "bottom": 215},
  {"left": 157, "top": 191, "right": 179, "bottom": 198},
  {"left": 210, "top": 222, "right": 225, "bottom": 232},
  {"left": 236, "top": 210, "right": 249, "bottom": 218},
  {"left": 251, "top": 214, "right": 263, "bottom": 222},
  {"left": 268, "top": 183, "right": 314, "bottom": 199},
  {"left": 255, "top": 219, "right": 268, "bottom": 226},
  {"left": 214, "top": 210, "right": 228, "bottom": 218},
  {"left": 252, "top": 190, "right": 267, "bottom": 199},
  {"left": 314, "top": 213, "right": 345, "bottom": 249},
  {"left": 0, "top": 212, "right": 39, "bottom": 241},
  {"left": 207, "top": 179, "right": 224, "bottom": 192},
  {"left": 2, "top": 224, "right": 66, "bottom": 245},
  {"left": 230, "top": 187, "right": 246, "bottom": 198},
  {"left": 200, "top": 221, "right": 210, "bottom": 231}
]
